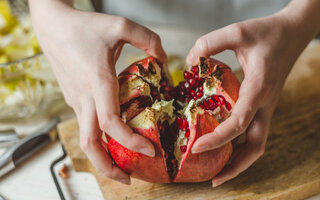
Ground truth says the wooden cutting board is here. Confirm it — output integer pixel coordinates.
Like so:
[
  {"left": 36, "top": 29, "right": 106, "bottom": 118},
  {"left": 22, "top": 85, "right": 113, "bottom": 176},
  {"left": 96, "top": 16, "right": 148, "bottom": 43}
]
[{"left": 57, "top": 44, "right": 320, "bottom": 200}]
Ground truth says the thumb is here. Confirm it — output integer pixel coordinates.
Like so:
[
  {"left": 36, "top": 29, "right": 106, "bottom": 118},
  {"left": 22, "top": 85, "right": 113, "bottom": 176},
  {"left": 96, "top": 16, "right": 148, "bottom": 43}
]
[{"left": 186, "top": 24, "right": 243, "bottom": 65}]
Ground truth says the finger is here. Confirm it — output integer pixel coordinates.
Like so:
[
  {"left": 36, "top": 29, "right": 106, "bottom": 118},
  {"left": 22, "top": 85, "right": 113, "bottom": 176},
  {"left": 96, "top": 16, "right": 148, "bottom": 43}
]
[
  {"left": 78, "top": 100, "right": 131, "bottom": 185},
  {"left": 93, "top": 76, "right": 156, "bottom": 157},
  {"left": 192, "top": 76, "right": 261, "bottom": 153},
  {"left": 211, "top": 110, "right": 269, "bottom": 187},
  {"left": 186, "top": 23, "right": 243, "bottom": 65},
  {"left": 116, "top": 18, "right": 167, "bottom": 63}
]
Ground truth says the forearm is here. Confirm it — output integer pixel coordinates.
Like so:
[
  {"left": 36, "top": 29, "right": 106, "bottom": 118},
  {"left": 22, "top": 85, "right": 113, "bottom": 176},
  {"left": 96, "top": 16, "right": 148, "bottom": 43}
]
[{"left": 278, "top": 0, "right": 320, "bottom": 41}]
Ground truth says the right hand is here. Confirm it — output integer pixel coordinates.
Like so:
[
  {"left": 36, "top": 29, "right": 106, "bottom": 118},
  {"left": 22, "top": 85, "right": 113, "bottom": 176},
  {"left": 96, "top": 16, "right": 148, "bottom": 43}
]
[{"left": 29, "top": 2, "right": 167, "bottom": 185}]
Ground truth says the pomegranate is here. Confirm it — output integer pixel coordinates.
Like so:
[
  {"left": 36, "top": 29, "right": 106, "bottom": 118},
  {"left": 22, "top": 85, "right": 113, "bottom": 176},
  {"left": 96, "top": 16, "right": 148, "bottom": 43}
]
[{"left": 101, "top": 56, "right": 240, "bottom": 183}]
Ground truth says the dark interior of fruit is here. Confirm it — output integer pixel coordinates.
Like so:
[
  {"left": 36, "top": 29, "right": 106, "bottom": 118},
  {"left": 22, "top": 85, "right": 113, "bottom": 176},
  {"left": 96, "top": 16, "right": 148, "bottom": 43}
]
[
  {"left": 120, "top": 95, "right": 153, "bottom": 122},
  {"left": 158, "top": 120, "right": 179, "bottom": 179}
]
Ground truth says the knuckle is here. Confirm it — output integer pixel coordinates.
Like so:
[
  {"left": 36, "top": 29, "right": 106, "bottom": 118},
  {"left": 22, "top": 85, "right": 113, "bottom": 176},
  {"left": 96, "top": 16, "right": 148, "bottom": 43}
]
[
  {"left": 79, "top": 135, "right": 95, "bottom": 152},
  {"left": 151, "top": 32, "right": 161, "bottom": 43},
  {"left": 95, "top": 72, "right": 117, "bottom": 86},
  {"left": 115, "top": 17, "right": 130, "bottom": 34},
  {"left": 99, "top": 113, "right": 117, "bottom": 131},
  {"left": 230, "top": 23, "right": 246, "bottom": 42},
  {"left": 212, "top": 128, "right": 225, "bottom": 145},
  {"left": 91, "top": 73, "right": 118, "bottom": 93},
  {"left": 102, "top": 167, "right": 119, "bottom": 180},
  {"left": 195, "top": 37, "right": 209, "bottom": 54},
  {"left": 102, "top": 170, "right": 113, "bottom": 179},
  {"left": 146, "top": 32, "right": 161, "bottom": 50},
  {"left": 236, "top": 116, "right": 248, "bottom": 133},
  {"left": 64, "top": 96, "right": 73, "bottom": 107}
]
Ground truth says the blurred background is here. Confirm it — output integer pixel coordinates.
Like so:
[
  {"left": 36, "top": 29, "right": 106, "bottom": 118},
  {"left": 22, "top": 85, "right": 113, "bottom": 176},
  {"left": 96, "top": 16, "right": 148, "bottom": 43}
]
[{"left": 102, "top": 0, "right": 290, "bottom": 72}]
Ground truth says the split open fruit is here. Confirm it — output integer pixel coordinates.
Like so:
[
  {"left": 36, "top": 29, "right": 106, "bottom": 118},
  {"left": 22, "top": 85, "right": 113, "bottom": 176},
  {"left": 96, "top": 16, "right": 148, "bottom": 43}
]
[{"left": 101, "top": 57, "right": 240, "bottom": 183}]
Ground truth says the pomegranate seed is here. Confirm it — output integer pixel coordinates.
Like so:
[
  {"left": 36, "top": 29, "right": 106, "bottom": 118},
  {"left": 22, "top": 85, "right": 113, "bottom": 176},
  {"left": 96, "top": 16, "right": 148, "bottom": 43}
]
[
  {"left": 225, "top": 102, "right": 232, "bottom": 111},
  {"left": 188, "top": 78, "right": 196, "bottom": 87},
  {"left": 194, "top": 73, "right": 201, "bottom": 81},
  {"left": 199, "top": 104, "right": 205, "bottom": 109},
  {"left": 199, "top": 85, "right": 203, "bottom": 91},
  {"left": 179, "top": 90, "right": 185, "bottom": 96},
  {"left": 185, "top": 96, "right": 191, "bottom": 102},
  {"left": 203, "top": 101, "right": 209, "bottom": 109},
  {"left": 182, "top": 118, "right": 188, "bottom": 130},
  {"left": 160, "top": 79, "right": 167, "bottom": 87},
  {"left": 164, "top": 93, "right": 172, "bottom": 100},
  {"left": 213, "top": 95, "right": 220, "bottom": 104},
  {"left": 151, "top": 89, "right": 158, "bottom": 96},
  {"left": 180, "top": 145, "right": 187, "bottom": 153},
  {"left": 184, "top": 71, "right": 193, "bottom": 79},
  {"left": 208, "top": 98, "right": 214, "bottom": 105},
  {"left": 179, "top": 96, "right": 185, "bottom": 102},
  {"left": 200, "top": 78, "right": 205, "bottom": 84},
  {"left": 176, "top": 117, "right": 182, "bottom": 129},
  {"left": 179, "top": 81, "right": 185, "bottom": 90},
  {"left": 209, "top": 104, "right": 217, "bottom": 111},
  {"left": 184, "top": 82, "right": 190, "bottom": 89},
  {"left": 196, "top": 91, "right": 203, "bottom": 98},
  {"left": 193, "top": 96, "right": 198, "bottom": 100},
  {"left": 164, "top": 86, "right": 173, "bottom": 92},
  {"left": 158, "top": 123, "right": 164, "bottom": 131},
  {"left": 218, "top": 95, "right": 226, "bottom": 105},
  {"left": 185, "top": 128, "right": 190, "bottom": 137},
  {"left": 190, "top": 90, "right": 195, "bottom": 96},
  {"left": 191, "top": 66, "right": 199, "bottom": 74}
]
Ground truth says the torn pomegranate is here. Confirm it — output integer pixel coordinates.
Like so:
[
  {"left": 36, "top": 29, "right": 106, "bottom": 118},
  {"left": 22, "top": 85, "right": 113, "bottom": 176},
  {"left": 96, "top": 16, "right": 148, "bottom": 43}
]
[{"left": 101, "top": 56, "right": 240, "bottom": 183}]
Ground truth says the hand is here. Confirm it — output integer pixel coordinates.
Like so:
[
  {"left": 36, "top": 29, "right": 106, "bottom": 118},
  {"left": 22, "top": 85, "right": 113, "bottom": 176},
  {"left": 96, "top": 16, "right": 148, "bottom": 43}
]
[
  {"left": 29, "top": 1, "right": 166, "bottom": 185},
  {"left": 186, "top": 0, "right": 320, "bottom": 187}
]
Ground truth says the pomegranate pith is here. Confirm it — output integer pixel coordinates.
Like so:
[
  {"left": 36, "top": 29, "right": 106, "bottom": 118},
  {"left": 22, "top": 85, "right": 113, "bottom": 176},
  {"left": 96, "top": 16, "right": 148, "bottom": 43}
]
[{"left": 103, "top": 56, "right": 240, "bottom": 183}]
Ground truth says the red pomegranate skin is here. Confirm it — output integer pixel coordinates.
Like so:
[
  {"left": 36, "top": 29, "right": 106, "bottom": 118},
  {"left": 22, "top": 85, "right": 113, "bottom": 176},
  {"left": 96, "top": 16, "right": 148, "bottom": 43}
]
[
  {"left": 107, "top": 126, "right": 171, "bottom": 183},
  {"left": 173, "top": 113, "right": 232, "bottom": 182}
]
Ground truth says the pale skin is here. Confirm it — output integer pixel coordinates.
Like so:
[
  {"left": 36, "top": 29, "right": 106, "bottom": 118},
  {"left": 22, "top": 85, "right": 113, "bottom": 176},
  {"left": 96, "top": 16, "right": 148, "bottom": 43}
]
[{"left": 29, "top": 0, "right": 320, "bottom": 186}]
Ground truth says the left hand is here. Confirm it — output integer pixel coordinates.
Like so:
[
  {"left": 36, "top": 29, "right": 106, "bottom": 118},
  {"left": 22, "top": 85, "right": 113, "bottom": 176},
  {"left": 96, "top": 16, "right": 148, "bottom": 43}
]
[{"left": 186, "top": 2, "right": 319, "bottom": 187}]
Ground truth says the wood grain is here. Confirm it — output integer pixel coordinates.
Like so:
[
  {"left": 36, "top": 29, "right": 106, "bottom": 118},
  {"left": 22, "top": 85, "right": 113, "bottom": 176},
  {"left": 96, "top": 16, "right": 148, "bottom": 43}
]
[{"left": 57, "top": 45, "right": 320, "bottom": 200}]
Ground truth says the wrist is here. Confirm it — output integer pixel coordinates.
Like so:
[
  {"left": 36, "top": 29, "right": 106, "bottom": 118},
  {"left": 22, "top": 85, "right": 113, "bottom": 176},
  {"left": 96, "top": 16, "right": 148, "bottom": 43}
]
[
  {"left": 29, "top": 0, "right": 79, "bottom": 36},
  {"left": 277, "top": 0, "right": 320, "bottom": 39}
]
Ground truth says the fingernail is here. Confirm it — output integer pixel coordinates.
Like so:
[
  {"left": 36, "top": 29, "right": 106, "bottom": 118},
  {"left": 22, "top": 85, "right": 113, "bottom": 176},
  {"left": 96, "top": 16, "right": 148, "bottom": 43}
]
[
  {"left": 212, "top": 181, "right": 221, "bottom": 188},
  {"left": 191, "top": 147, "right": 198, "bottom": 154},
  {"left": 119, "top": 178, "right": 131, "bottom": 185},
  {"left": 192, "top": 145, "right": 207, "bottom": 154},
  {"left": 140, "top": 147, "right": 155, "bottom": 157}
]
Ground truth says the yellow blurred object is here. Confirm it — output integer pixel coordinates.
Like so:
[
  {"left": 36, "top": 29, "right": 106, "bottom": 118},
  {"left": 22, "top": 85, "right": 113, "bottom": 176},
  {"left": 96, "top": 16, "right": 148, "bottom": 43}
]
[
  {"left": 0, "top": 0, "right": 18, "bottom": 34},
  {"left": 167, "top": 55, "right": 185, "bottom": 86},
  {"left": 170, "top": 69, "right": 184, "bottom": 86},
  {"left": 0, "top": 54, "right": 8, "bottom": 63},
  {"left": 0, "top": 0, "right": 41, "bottom": 63}
]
